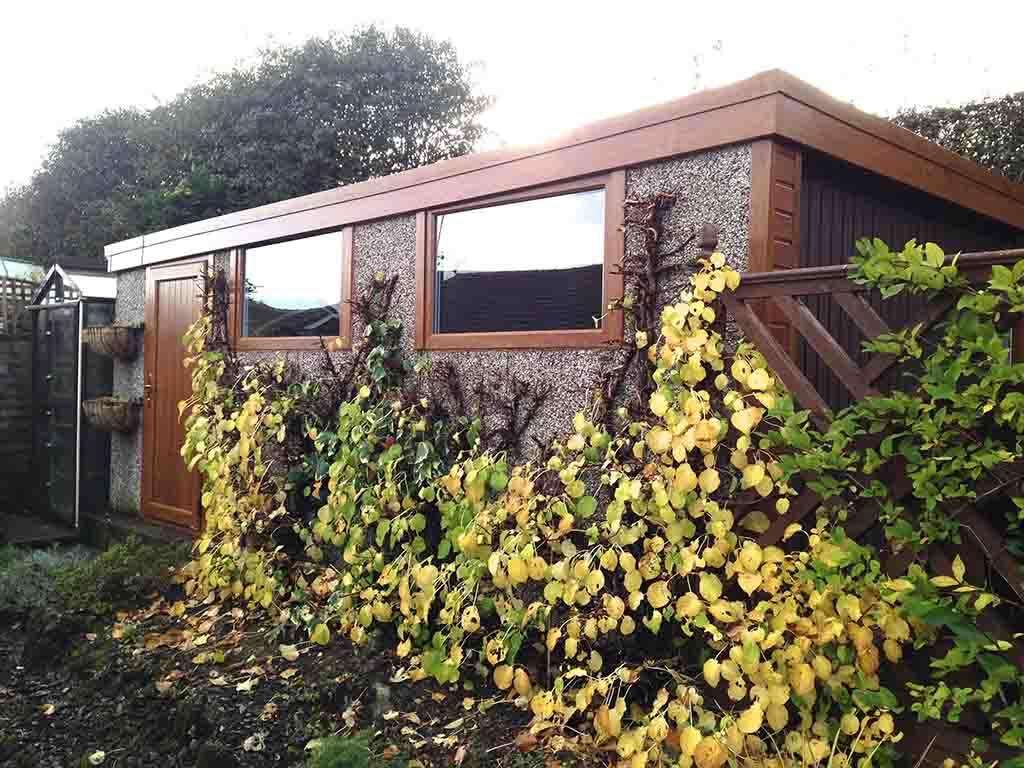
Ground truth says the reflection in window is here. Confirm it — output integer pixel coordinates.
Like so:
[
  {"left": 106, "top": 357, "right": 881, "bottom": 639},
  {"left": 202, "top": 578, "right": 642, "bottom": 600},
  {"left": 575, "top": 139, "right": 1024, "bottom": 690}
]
[
  {"left": 434, "top": 189, "right": 605, "bottom": 334},
  {"left": 242, "top": 231, "right": 343, "bottom": 338}
]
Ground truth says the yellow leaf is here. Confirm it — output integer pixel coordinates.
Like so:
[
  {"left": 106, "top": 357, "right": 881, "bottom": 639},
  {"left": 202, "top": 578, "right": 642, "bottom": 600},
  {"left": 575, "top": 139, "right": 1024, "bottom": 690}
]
[
  {"left": 646, "top": 581, "right": 670, "bottom": 609},
  {"left": 737, "top": 703, "right": 764, "bottom": 734},
  {"left": 494, "top": 665, "right": 514, "bottom": 690},
  {"left": 741, "top": 463, "right": 765, "bottom": 489},
  {"left": 310, "top": 623, "right": 331, "bottom": 646},
  {"left": 740, "top": 509, "right": 770, "bottom": 533},
  {"left": 646, "top": 427, "right": 672, "bottom": 454},
  {"left": 746, "top": 368, "right": 771, "bottom": 390},
  {"left": 703, "top": 658, "right": 721, "bottom": 687},
  {"left": 693, "top": 736, "right": 727, "bottom": 768},
  {"left": 730, "top": 406, "right": 764, "bottom": 435},
  {"left": 782, "top": 523, "right": 802, "bottom": 541},
  {"left": 650, "top": 392, "right": 669, "bottom": 417},
  {"left": 930, "top": 576, "right": 959, "bottom": 588},
  {"left": 698, "top": 574, "right": 722, "bottom": 602},
  {"left": 952, "top": 555, "right": 965, "bottom": 583},
  {"left": 279, "top": 644, "right": 300, "bottom": 662},
  {"left": 698, "top": 468, "right": 721, "bottom": 494},
  {"left": 737, "top": 571, "right": 762, "bottom": 595}
]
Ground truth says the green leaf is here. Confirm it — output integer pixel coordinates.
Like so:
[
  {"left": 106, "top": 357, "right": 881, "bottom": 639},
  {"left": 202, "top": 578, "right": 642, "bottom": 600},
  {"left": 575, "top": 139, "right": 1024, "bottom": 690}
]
[
  {"left": 575, "top": 495, "right": 598, "bottom": 518},
  {"left": 853, "top": 687, "right": 899, "bottom": 712},
  {"left": 488, "top": 469, "right": 509, "bottom": 492},
  {"left": 504, "top": 632, "right": 523, "bottom": 665},
  {"left": 414, "top": 441, "right": 431, "bottom": 464}
]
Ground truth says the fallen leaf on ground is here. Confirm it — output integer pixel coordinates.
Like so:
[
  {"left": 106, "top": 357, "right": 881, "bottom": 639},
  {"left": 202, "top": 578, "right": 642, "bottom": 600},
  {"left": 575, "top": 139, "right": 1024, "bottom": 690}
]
[
  {"left": 242, "top": 732, "right": 266, "bottom": 752},
  {"left": 516, "top": 731, "right": 539, "bottom": 752}
]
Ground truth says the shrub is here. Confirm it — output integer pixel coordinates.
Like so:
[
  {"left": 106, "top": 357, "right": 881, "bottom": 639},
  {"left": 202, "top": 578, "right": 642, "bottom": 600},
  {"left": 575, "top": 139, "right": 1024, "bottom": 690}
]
[
  {"left": 0, "top": 545, "right": 93, "bottom": 616},
  {"left": 54, "top": 536, "right": 188, "bottom": 615}
]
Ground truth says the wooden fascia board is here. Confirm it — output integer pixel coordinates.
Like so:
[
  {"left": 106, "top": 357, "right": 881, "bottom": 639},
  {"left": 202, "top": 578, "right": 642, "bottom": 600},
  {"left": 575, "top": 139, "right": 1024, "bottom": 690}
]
[
  {"left": 105, "top": 70, "right": 788, "bottom": 263},
  {"left": 768, "top": 70, "right": 1024, "bottom": 204},
  {"left": 105, "top": 69, "right": 1024, "bottom": 271},
  {"left": 772, "top": 90, "right": 1024, "bottom": 230},
  {"left": 108, "top": 96, "right": 778, "bottom": 270}
]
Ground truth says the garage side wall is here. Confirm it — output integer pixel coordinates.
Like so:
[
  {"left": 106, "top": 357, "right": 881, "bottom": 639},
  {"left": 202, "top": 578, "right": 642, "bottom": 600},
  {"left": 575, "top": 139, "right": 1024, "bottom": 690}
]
[
  {"left": 110, "top": 270, "right": 145, "bottom": 514},
  {"left": 110, "top": 146, "right": 752, "bottom": 515}
]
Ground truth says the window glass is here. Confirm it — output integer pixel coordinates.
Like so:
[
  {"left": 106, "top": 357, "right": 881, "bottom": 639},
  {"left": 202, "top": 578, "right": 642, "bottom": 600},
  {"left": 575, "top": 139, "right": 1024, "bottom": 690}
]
[
  {"left": 242, "top": 231, "right": 343, "bottom": 338},
  {"left": 434, "top": 189, "right": 605, "bottom": 334}
]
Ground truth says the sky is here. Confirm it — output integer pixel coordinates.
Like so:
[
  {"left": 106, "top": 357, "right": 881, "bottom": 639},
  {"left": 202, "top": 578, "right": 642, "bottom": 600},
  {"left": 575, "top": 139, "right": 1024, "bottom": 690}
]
[{"left": 1, "top": 0, "right": 1022, "bottom": 193}]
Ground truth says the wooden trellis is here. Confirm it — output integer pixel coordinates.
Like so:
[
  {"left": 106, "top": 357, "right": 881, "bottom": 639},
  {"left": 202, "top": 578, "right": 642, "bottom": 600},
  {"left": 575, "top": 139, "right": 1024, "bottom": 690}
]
[
  {"left": 722, "top": 248, "right": 1024, "bottom": 765},
  {"left": 0, "top": 276, "right": 36, "bottom": 335}
]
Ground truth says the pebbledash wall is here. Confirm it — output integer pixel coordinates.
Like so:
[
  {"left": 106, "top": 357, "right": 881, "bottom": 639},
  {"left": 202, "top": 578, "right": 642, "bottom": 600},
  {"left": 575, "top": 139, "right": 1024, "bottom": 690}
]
[
  {"left": 110, "top": 269, "right": 145, "bottom": 513},
  {"left": 107, "top": 146, "right": 753, "bottom": 515}
]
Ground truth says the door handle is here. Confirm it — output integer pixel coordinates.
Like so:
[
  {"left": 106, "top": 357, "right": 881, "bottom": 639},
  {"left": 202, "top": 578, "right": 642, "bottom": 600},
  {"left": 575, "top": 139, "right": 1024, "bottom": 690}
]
[{"left": 144, "top": 382, "right": 154, "bottom": 402}]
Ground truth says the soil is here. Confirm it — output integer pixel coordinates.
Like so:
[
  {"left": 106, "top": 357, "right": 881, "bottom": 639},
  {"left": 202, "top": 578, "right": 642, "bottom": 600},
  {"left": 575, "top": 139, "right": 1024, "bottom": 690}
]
[{"left": 0, "top": 590, "right": 545, "bottom": 768}]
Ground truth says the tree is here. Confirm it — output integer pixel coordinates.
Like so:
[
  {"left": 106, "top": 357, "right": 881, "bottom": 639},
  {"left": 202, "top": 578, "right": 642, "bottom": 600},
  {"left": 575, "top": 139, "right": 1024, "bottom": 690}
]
[
  {"left": 892, "top": 90, "right": 1024, "bottom": 184},
  {"left": 0, "top": 27, "right": 489, "bottom": 268}
]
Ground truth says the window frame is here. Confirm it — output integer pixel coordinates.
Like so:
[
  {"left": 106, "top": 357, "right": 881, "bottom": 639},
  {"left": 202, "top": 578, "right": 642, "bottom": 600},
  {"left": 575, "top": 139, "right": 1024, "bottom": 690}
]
[
  {"left": 415, "top": 171, "right": 626, "bottom": 350},
  {"left": 230, "top": 226, "right": 354, "bottom": 351}
]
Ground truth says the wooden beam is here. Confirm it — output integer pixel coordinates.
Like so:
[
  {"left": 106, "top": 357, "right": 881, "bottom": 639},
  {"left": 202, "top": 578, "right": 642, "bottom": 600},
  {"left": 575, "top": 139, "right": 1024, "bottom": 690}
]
[
  {"left": 723, "top": 295, "right": 830, "bottom": 417},
  {"left": 772, "top": 295, "right": 876, "bottom": 400}
]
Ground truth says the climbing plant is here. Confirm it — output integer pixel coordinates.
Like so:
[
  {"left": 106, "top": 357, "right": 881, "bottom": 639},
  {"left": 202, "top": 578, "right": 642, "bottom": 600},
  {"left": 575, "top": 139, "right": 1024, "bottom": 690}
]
[
  {"left": 176, "top": 214, "right": 1022, "bottom": 767},
  {"left": 767, "top": 238, "right": 1024, "bottom": 758}
]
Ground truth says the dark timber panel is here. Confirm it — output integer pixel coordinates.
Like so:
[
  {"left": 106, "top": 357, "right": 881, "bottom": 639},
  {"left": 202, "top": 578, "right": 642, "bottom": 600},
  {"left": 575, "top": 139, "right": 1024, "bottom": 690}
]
[{"left": 799, "top": 150, "right": 1024, "bottom": 410}]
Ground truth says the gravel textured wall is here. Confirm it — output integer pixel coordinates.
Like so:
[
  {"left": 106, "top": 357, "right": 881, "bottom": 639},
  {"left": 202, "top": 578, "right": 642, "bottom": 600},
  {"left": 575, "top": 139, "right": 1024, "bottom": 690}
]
[
  {"left": 110, "top": 269, "right": 145, "bottom": 514},
  {"left": 112, "top": 145, "right": 752, "bottom": 500}
]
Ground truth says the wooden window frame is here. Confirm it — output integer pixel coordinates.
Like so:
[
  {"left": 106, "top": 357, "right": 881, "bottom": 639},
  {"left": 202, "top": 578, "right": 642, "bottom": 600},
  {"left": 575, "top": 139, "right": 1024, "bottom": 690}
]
[
  {"left": 230, "top": 227, "right": 354, "bottom": 351},
  {"left": 415, "top": 171, "right": 626, "bottom": 351}
]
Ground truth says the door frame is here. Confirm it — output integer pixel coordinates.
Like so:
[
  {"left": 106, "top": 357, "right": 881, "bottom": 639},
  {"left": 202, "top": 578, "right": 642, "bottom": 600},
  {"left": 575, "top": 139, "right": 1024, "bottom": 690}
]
[{"left": 141, "top": 255, "right": 211, "bottom": 530}]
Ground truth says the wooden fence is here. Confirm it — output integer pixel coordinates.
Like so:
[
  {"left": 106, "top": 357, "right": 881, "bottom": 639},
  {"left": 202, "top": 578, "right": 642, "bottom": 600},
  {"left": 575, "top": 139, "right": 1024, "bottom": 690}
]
[{"left": 722, "top": 249, "right": 1024, "bottom": 765}]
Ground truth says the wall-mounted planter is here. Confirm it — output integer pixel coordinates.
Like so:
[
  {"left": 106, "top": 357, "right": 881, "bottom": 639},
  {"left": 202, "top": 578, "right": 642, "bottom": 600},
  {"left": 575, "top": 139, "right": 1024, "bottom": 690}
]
[
  {"left": 81, "top": 324, "right": 142, "bottom": 361},
  {"left": 83, "top": 397, "right": 142, "bottom": 433}
]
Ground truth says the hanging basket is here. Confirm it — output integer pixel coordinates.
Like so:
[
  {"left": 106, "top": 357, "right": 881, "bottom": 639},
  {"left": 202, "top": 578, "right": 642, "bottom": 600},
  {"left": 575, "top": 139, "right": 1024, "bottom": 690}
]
[
  {"left": 81, "top": 324, "right": 142, "bottom": 361},
  {"left": 83, "top": 397, "right": 142, "bottom": 433}
]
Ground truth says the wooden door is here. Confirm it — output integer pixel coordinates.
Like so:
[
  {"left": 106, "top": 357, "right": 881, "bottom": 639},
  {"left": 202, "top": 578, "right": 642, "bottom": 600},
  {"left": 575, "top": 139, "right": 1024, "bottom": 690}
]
[{"left": 142, "top": 257, "right": 209, "bottom": 529}]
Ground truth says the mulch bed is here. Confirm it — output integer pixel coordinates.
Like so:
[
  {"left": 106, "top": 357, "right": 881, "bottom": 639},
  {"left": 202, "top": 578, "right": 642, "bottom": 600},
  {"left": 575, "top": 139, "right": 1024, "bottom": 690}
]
[{"left": 0, "top": 591, "right": 540, "bottom": 768}]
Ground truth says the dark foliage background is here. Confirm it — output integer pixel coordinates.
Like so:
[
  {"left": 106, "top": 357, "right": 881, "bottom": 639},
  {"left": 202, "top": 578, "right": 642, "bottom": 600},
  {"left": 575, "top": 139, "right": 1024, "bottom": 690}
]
[
  {"left": 893, "top": 90, "right": 1024, "bottom": 184},
  {"left": 0, "top": 27, "right": 489, "bottom": 269}
]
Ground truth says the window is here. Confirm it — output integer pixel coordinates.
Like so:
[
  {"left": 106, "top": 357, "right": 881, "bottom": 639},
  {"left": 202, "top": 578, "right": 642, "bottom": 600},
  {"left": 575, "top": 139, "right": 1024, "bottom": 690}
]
[
  {"left": 417, "top": 172, "right": 625, "bottom": 350},
  {"left": 234, "top": 228, "right": 353, "bottom": 350}
]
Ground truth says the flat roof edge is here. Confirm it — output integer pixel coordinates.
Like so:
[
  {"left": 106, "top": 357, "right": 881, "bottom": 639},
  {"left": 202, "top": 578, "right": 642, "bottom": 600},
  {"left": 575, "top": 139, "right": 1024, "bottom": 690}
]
[{"left": 104, "top": 69, "right": 1024, "bottom": 272}]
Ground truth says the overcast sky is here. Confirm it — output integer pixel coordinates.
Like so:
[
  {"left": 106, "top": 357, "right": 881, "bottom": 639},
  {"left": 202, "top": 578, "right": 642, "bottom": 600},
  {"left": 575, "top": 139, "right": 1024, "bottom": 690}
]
[{"left": 2, "top": 0, "right": 1021, "bottom": 192}]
